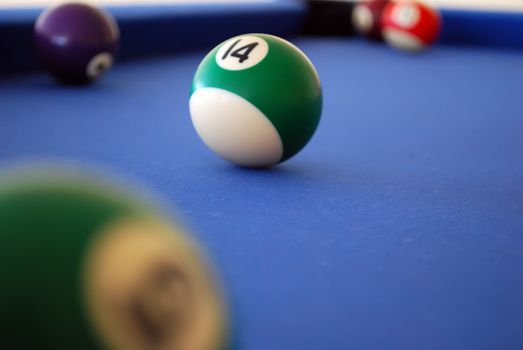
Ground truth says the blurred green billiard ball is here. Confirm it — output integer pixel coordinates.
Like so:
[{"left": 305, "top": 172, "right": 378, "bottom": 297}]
[
  {"left": 190, "top": 33, "right": 323, "bottom": 168},
  {"left": 0, "top": 166, "right": 228, "bottom": 350}
]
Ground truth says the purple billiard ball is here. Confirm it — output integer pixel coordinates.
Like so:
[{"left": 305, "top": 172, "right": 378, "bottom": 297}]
[{"left": 34, "top": 2, "right": 119, "bottom": 85}]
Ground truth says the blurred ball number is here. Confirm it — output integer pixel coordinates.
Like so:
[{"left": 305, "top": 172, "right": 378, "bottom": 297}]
[{"left": 0, "top": 167, "right": 228, "bottom": 350}]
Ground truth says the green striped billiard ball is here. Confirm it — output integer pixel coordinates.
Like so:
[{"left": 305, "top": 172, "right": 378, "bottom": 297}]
[
  {"left": 190, "top": 34, "right": 323, "bottom": 168},
  {"left": 0, "top": 167, "right": 228, "bottom": 350}
]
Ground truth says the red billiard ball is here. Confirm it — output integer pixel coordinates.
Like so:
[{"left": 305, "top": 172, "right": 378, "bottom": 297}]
[
  {"left": 34, "top": 2, "right": 120, "bottom": 85},
  {"left": 352, "top": 0, "right": 390, "bottom": 41},
  {"left": 381, "top": 0, "right": 441, "bottom": 52}
]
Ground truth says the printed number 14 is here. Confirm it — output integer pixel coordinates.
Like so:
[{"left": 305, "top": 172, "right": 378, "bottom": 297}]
[{"left": 222, "top": 39, "right": 259, "bottom": 63}]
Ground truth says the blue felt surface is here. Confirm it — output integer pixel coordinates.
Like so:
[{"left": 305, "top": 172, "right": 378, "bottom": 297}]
[
  {"left": 440, "top": 9, "right": 523, "bottom": 49},
  {"left": 1, "top": 39, "right": 523, "bottom": 350}
]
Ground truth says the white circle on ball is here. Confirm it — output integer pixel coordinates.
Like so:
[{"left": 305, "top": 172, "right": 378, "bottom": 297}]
[
  {"left": 215, "top": 35, "right": 269, "bottom": 71},
  {"left": 190, "top": 87, "right": 284, "bottom": 167},
  {"left": 393, "top": 4, "right": 420, "bottom": 28},
  {"left": 352, "top": 5, "right": 373, "bottom": 33},
  {"left": 86, "top": 52, "right": 113, "bottom": 79}
]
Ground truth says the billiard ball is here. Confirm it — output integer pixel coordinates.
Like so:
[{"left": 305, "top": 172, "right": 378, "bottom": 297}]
[
  {"left": 34, "top": 2, "right": 120, "bottom": 85},
  {"left": 190, "top": 34, "right": 323, "bottom": 168},
  {"left": 381, "top": 0, "right": 441, "bottom": 52},
  {"left": 352, "top": 0, "right": 390, "bottom": 41},
  {"left": 0, "top": 166, "right": 228, "bottom": 350}
]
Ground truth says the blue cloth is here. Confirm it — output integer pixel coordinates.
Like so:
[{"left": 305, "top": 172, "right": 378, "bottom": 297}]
[
  {"left": 440, "top": 9, "right": 523, "bottom": 49},
  {"left": 1, "top": 38, "right": 523, "bottom": 350}
]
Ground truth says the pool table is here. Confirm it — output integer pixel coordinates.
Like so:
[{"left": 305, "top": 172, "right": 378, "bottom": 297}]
[{"left": 1, "top": 1, "right": 523, "bottom": 350}]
